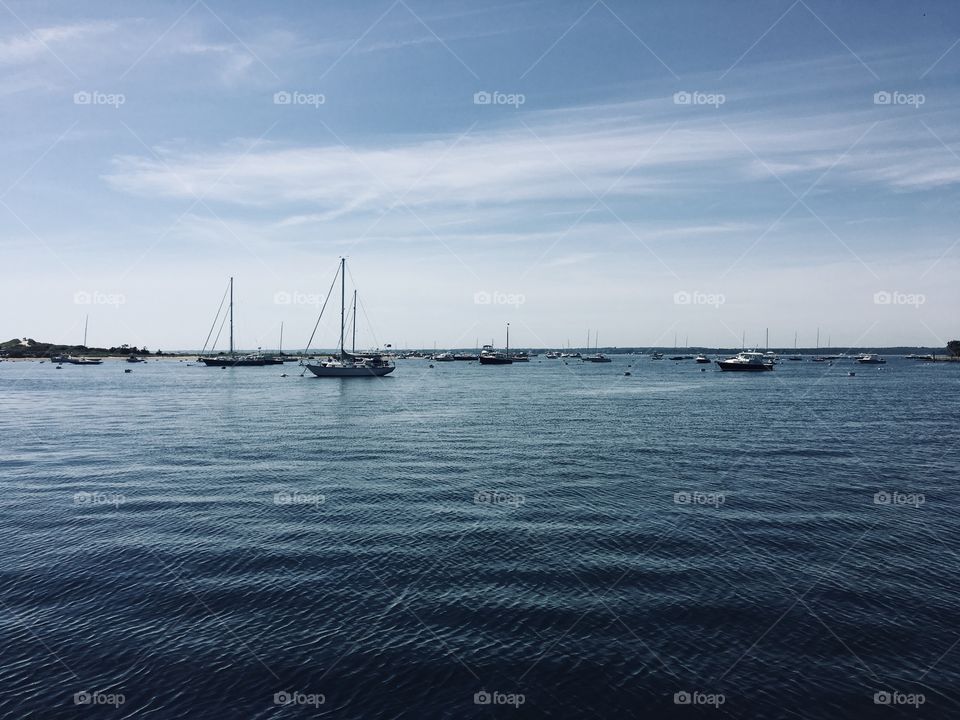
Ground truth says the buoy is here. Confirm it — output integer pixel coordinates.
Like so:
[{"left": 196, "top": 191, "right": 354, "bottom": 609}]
[
  {"left": 124, "top": 369, "right": 132, "bottom": 373},
  {"left": 624, "top": 371, "right": 631, "bottom": 376},
  {"left": 56, "top": 365, "right": 62, "bottom": 369},
  {"left": 429, "top": 364, "right": 434, "bottom": 368},
  {"left": 849, "top": 371, "right": 855, "bottom": 376},
  {"left": 701, "top": 368, "right": 706, "bottom": 372},
  {"left": 280, "top": 373, "right": 288, "bottom": 377}
]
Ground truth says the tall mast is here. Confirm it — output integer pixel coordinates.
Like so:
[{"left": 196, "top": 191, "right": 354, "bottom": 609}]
[
  {"left": 279, "top": 321, "right": 283, "bottom": 354},
  {"left": 229, "top": 277, "right": 234, "bottom": 354},
  {"left": 587, "top": 329, "right": 590, "bottom": 351},
  {"left": 83, "top": 314, "right": 88, "bottom": 347},
  {"left": 339, "top": 258, "right": 346, "bottom": 358},
  {"left": 506, "top": 323, "right": 510, "bottom": 353},
  {"left": 352, "top": 290, "right": 357, "bottom": 353}
]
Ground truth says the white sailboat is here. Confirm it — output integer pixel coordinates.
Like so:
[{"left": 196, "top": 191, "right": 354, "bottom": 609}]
[{"left": 304, "top": 259, "right": 395, "bottom": 378}]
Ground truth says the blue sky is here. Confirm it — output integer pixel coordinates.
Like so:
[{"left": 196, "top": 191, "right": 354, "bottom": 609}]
[{"left": 1, "top": 0, "right": 958, "bottom": 350}]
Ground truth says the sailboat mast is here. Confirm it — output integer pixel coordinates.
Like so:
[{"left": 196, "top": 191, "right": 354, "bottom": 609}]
[
  {"left": 506, "top": 323, "right": 510, "bottom": 353},
  {"left": 339, "top": 258, "right": 346, "bottom": 357},
  {"left": 229, "top": 277, "right": 234, "bottom": 354},
  {"left": 279, "top": 321, "right": 283, "bottom": 354},
  {"left": 83, "top": 314, "right": 88, "bottom": 347},
  {"left": 352, "top": 290, "right": 357, "bottom": 353}
]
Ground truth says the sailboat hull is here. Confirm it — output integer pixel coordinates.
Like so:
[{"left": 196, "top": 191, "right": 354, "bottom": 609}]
[
  {"left": 199, "top": 357, "right": 266, "bottom": 367},
  {"left": 305, "top": 363, "right": 395, "bottom": 377}
]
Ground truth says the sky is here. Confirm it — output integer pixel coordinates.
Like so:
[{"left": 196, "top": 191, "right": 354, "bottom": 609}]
[{"left": 1, "top": 0, "right": 958, "bottom": 351}]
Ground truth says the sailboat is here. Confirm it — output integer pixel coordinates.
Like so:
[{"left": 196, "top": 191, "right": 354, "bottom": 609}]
[
  {"left": 304, "top": 259, "right": 395, "bottom": 377},
  {"left": 52, "top": 315, "right": 103, "bottom": 364},
  {"left": 583, "top": 329, "right": 611, "bottom": 362},
  {"left": 479, "top": 324, "right": 513, "bottom": 365},
  {"left": 198, "top": 278, "right": 267, "bottom": 366}
]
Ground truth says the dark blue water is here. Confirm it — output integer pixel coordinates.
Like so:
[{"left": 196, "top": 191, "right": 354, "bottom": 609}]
[{"left": 1, "top": 356, "right": 958, "bottom": 719}]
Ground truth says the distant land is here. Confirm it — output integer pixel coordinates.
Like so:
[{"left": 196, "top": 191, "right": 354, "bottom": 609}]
[{"left": 3, "top": 338, "right": 959, "bottom": 360}]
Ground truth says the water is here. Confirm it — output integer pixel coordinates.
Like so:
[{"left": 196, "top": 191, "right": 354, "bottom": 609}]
[{"left": 1, "top": 356, "right": 958, "bottom": 718}]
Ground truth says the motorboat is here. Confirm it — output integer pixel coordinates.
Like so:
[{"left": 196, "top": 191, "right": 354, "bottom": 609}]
[{"left": 716, "top": 351, "right": 774, "bottom": 371}]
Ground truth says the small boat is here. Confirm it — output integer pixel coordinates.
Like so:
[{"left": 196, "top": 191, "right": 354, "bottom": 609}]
[
  {"left": 716, "top": 351, "right": 774, "bottom": 371},
  {"left": 126, "top": 354, "right": 145, "bottom": 363},
  {"left": 694, "top": 354, "right": 710, "bottom": 364},
  {"left": 50, "top": 355, "right": 103, "bottom": 365},
  {"left": 453, "top": 353, "right": 478, "bottom": 361},
  {"left": 511, "top": 352, "right": 530, "bottom": 362},
  {"left": 545, "top": 351, "right": 559, "bottom": 359},
  {"left": 856, "top": 353, "right": 886, "bottom": 364},
  {"left": 650, "top": 352, "right": 663, "bottom": 360},
  {"left": 434, "top": 352, "right": 456, "bottom": 362},
  {"left": 304, "top": 259, "right": 396, "bottom": 378},
  {"left": 583, "top": 353, "right": 612, "bottom": 363},
  {"left": 198, "top": 278, "right": 268, "bottom": 367}
]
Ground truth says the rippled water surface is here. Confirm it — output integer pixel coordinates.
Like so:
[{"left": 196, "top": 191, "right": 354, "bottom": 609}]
[{"left": 1, "top": 356, "right": 958, "bottom": 718}]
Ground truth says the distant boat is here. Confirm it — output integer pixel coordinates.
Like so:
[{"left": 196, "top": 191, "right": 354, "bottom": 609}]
[
  {"left": 50, "top": 354, "right": 102, "bottom": 365},
  {"left": 651, "top": 352, "right": 663, "bottom": 360},
  {"left": 511, "top": 351, "right": 530, "bottom": 362},
  {"left": 434, "top": 352, "right": 456, "bottom": 361},
  {"left": 304, "top": 259, "right": 396, "bottom": 378},
  {"left": 198, "top": 278, "right": 267, "bottom": 367},
  {"left": 545, "top": 351, "right": 559, "bottom": 359},
  {"left": 480, "top": 325, "right": 514, "bottom": 365},
  {"left": 453, "top": 353, "right": 478, "bottom": 361},
  {"left": 716, "top": 351, "right": 774, "bottom": 371},
  {"left": 583, "top": 353, "right": 612, "bottom": 363},
  {"left": 126, "top": 354, "right": 145, "bottom": 363},
  {"left": 857, "top": 353, "right": 887, "bottom": 364},
  {"left": 695, "top": 354, "right": 710, "bottom": 364}
]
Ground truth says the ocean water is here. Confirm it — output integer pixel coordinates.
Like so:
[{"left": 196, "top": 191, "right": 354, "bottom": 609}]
[{"left": 1, "top": 356, "right": 958, "bottom": 719}]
